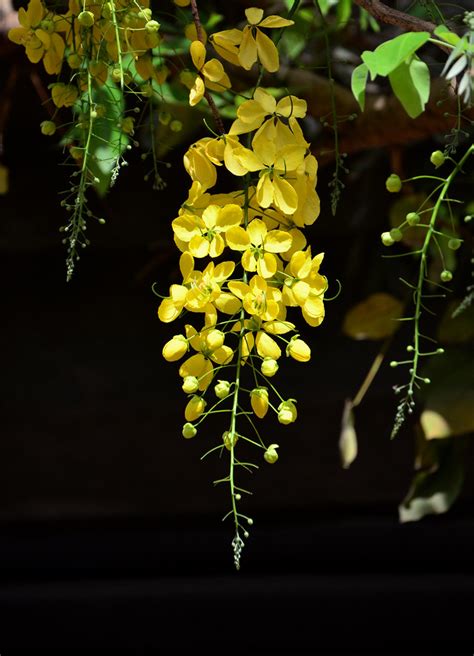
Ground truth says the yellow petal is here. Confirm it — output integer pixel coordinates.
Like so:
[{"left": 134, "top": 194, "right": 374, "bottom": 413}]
[
  {"left": 158, "top": 298, "right": 180, "bottom": 323},
  {"left": 172, "top": 215, "right": 200, "bottom": 242},
  {"left": 275, "top": 145, "right": 306, "bottom": 172},
  {"left": 215, "top": 292, "right": 242, "bottom": 314},
  {"left": 8, "top": 27, "right": 27, "bottom": 45},
  {"left": 27, "top": 0, "right": 45, "bottom": 27},
  {"left": 254, "top": 87, "right": 277, "bottom": 114},
  {"left": 224, "top": 141, "right": 249, "bottom": 176},
  {"left": 216, "top": 204, "right": 243, "bottom": 230},
  {"left": 189, "top": 76, "right": 205, "bottom": 106},
  {"left": 245, "top": 7, "right": 264, "bottom": 25},
  {"left": 202, "top": 58, "right": 225, "bottom": 82},
  {"left": 264, "top": 229, "right": 293, "bottom": 254},
  {"left": 303, "top": 297, "right": 325, "bottom": 327},
  {"left": 256, "top": 173, "right": 274, "bottom": 208},
  {"left": 292, "top": 280, "right": 310, "bottom": 305},
  {"left": 235, "top": 146, "right": 264, "bottom": 172},
  {"left": 227, "top": 281, "right": 249, "bottom": 300},
  {"left": 180, "top": 252, "right": 195, "bottom": 280},
  {"left": 256, "top": 252, "right": 277, "bottom": 279},
  {"left": 255, "top": 28, "right": 279, "bottom": 73},
  {"left": 276, "top": 95, "right": 307, "bottom": 118},
  {"left": 226, "top": 226, "right": 251, "bottom": 251},
  {"left": 242, "top": 332, "right": 255, "bottom": 360},
  {"left": 258, "top": 15, "right": 294, "bottom": 28},
  {"left": 209, "top": 234, "right": 225, "bottom": 258},
  {"left": 189, "top": 235, "right": 210, "bottom": 258},
  {"left": 238, "top": 26, "right": 257, "bottom": 70},
  {"left": 242, "top": 249, "right": 257, "bottom": 273},
  {"left": 288, "top": 338, "right": 311, "bottom": 362},
  {"left": 202, "top": 204, "right": 219, "bottom": 229},
  {"left": 179, "top": 353, "right": 206, "bottom": 379},
  {"left": 256, "top": 332, "right": 281, "bottom": 359},
  {"left": 211, "top": 345, "right": 233, "bottom": 365},
  {"left": 247, "top": 218, "right": 266, "bottom": 246},
  {"left": 273, "top": 176, "right": 298, "bottom": 215},
  {"left": 262, "top": 320, "right": 295, "bottom": 335},
  {"left": 190, "top": 39, "right": 206, "bottom": 70},
  {"left": 214, "top": 260, "right": 235, "bottom": 281}
]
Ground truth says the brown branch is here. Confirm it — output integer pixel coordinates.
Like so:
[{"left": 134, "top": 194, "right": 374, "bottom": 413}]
[
  {"left": 189, "top": 0, "right": 225, "bottom": 135},
  {"left": 352, "top": 0, "right": 436, "bottom": 33}
]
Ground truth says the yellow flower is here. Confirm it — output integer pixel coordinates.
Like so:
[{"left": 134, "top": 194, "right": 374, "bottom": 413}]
[
  {"left": 187, "top": 40, "right": 231, "bottom": 106},
  {"left": 179, "top": 324, "right": 233, "bottom": 391},
  {"left": 162, "top": 334, "right": 189, "bottom": 362},
  {"left": 278, "top": 400, "right": 297, "bottom": 425},
  {"left": 172, "top": 203, "right": 243, "bottom": 258},
  {"left": 230, "top": 87, "right": 307, "bottom": 149},
  {"left": 184, "top": 138, "right": 218, "bottom": 190},
  {"left": 228, "top": 275, "right": 281, "bottom": 321},
  {"left": 229, "top": 139, "right": 306, "bottom": 215},
  {"left": 226, "top": 218, "right": 292, "bottom": 278},
  {"left": 184, "top": 257, "right": 242, "bottom": 323},
  {"left": 290, "top": 154, "right": 321, "bottom": 227},
  {"left": 9, "top": 0, "right": 65, "bottom": 74},
  {"left": 282, "top": 249, "right": 327, "bottom": 327},
  {"left": 212, "top": 8, "right": 294, "bottom": 73}
]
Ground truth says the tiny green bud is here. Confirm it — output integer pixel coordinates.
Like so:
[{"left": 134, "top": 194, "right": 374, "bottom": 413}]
[
  {"left": 386, "top": 174, "right": 402, "bottom": 193},
  {"left": 145, "top": 19, "right": 160, "bottom": 32},
  {"left": 222, "top": 430, "right": 238, "bottom": 450},
  {"left": 423, "top": 378, "right": 431, "bottom": 384},
  {"left": 170, "top": 120, "right": 183, "bottom": 132},
  {"left": 277, "top": 400, "right": 297, "bottom": 425},
  {"left": 436, "top": 348, "right": 444, "bottom": 354},
  {"left": 464, "top": 215, "right": 472, "bottom": 223},
  {"left": 390, "top": 228, "right": 403, "bottom": 242},
  {"left": 381, "top": 231, "right": 394, "bottom": 247},
  {"left": 264, "top": 444, "right": 279, "bottom": 464},
  {"left": 214, "top": 380, "right": 231, "bottom": 399},
  {"left": 182, "top": 422, "right": 197, "bottom": 439},
  {"left": 159, "top": 111, "right": 172, "bottom": 126},
  {"left": 235, "top": 493, "right": 241, "bottom": 501},
  {"left": 406, "top": 212, "right": 420, "bottom": 226},
  {"left": 138, "top": 8, "right": 152, "bottom": 20},
  {"left": 247, "top": 518, "right": 254, "bottom": 526},
  {"left": 78, "top": 10, "right": 95, "bottom": 27},
  {"left": 448, "top": 238, "right": 462, "bottom": 250},
  {"left": 390, "top": 361, "right": 398, "bottom": 368},
  {"left": 430, "top": 150, "right": 445, "bottom": 168},
  {"left": 406, "top": 345, "right": 414, "bottom": 352},
  {"left": 40, "top": 120, "right": 56, "bottom": 136},
  {"left": 440, "top": 270, "right": 453, "bottom": 282}
]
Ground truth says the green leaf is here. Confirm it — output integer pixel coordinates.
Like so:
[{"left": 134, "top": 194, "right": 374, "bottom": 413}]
[
  {"left": 434, "top": 25, "right": 461, "bottom": 47},
  {"left": 389, "top": 56, "right": 430, "bottom": 118},
  {"left": 336, "top": 0, "right": 352, "bottom": 27},
  {"left": 362, "top": 31, "right": 430, "bottom": 77},
  {"left": 399, "top": 435, "right": 466, "bottom": 523},
  {"left": 351, "top": 63, "right": 368, "bottom": 110}
]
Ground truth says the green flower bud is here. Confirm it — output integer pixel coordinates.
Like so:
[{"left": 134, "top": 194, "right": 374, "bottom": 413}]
[
  {"left": 158, "top": 111, "right": 172, "bottom": 126},
  {"left": 40, "top": 120, "right": 56, "bottom": 136},
  {"left": 40, "top": 18, "right": 55, "bottom": 33},
  {"left": 448, "top": 238, "right": 462, "bottom": 250},
  {"left": 406, "top": 212, "right": 420, "bottom": 226},
  {"left": 78, "top": 10, "right": 95, "bottom": 27},
  {"left": 430, "top": 150, "right": 445, "bottom": 168},
  {"left": 214, "top": 380, "right": 231, "bottom": 399},
  {"left": 389, "top": 228, "right": 403, "bottom": 242},
  {"left": 145, "top": 19, "right": 160, "bottom": 32},
  {"left": 440, "top": 270, "right": 453, "bottom": 282},
  {"left": 170, "top": 120, "right": 183, "bottom": 133},
  {"left": 182, "top": 422, "right": 197, "bottom": 439},
  {"left": 264, "top": 444, "right": 279, "bottom": 464},
  {"left": 386, "top": 174, "right": 402, "bottom": 193},
  {"left": 261, "top": 357, "right": 279, "bottom": 377},
  {"left": 381, "top": 231, "right": 394, "bottom": 247},
  {"left": 182, "top": 376, "right": 199, "bottom": 394},
  {"left": 138, "top": 8, "right": 152, "bottom": 20},
  {"left": 277, "top": 400, "right": 297, "bottom": 425}
]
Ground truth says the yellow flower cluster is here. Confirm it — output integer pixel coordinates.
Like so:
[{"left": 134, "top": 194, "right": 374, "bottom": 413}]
[
  {"left": 9, "top": 0, "right": 166, "bottom": 87},
  {"left": 159, "top": 77, "right": 327, "bottom": 438}
]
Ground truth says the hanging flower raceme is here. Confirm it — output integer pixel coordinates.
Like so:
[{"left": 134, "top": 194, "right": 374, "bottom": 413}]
[{"left": 152, "top": 5, "right": 329, "bottom": 569}]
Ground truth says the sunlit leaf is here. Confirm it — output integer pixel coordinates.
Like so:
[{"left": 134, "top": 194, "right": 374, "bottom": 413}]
[
  {"left": 388, "top": 56, "right": 430, "bottom": 119},
  {"left": 351, "top": 63, "right": 368, "bottom": 111},
  {"left": 362, "top": 31, "right": 430, "bottom": 77}
]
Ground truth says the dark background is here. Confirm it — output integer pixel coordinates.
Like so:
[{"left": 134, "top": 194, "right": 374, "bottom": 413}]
[{"left": 1, "top": 44, "right": 474, "bottom": 653}]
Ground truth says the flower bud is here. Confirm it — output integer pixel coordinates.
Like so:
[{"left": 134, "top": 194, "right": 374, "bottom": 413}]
[
  {"left": 448, "top": 238, "right": 462, "bottom": 250},
  {"left": 67, "top": 53, "right": 82, "bottom": 69},
  {"left": 261, "top": 357, "right": 278, "bottom": 377},
  {"left": 185, "top": 395, "right": 206, "bottom": 422},
  {"left": 406, "top": 212, "right": 420, "bottom": 226},
  {"left": 158, "top": 111, "right": 172, "bottom": 126},
  {"left": 277, "top": 400, "right": 297, "bottom": 425},
  {"left": 206, "top": 329, "right": 225, "bottom": 350},
  {"left": 389, "top": 228, "right": 403, "bottom": 242},
  {"left": 138, "top": 8, "right": 152, "bottom": 20},
  {"left": 250, "top": 387, "right": 269, "bottom": 419},
  {"left": 182, "top": 422, "right": 197, "bottom": 439},
  {"left": 264, "top": 444, "right": 279, "bottom": 464},
  {"left": 182, "top": 376, "right": 199, "bottom": 394},
  {"left": 440, "top": 270, "right": 453, "bottom": 282},
  {"left": 40, "top": 120, "right": 56, "bottom": 136},
  {"left": 214, "top": 380, "right": 231, "bottom": 399},
  {"left": 162, "top": 335, "right": 188, "bottom": 362},
  {"left": 121, "top": 117, "right": 135, "bottom": 135},
  {"left": 287, "top": 337, "right": 311, "bottom": 363},
  {"left": 146, "top": 19, "right": 160, "bottom": 33},
  {"left": 40, "top": 18, "right": 55, "bottom": 33},
  {"left": 170, "top": 120, "right": 183, "bottom": 133},
  {"left": 222, "top": 430, "right": 238, "bottom": 450},
  {"left": 51, "top": 83, "right": 78, "bottom": 108},
  {"left": 381, "top": 232, "right": 394, "bottom": 247},
  {"left": 78, "top": 10, "right": 95, "bottom": 27},
  {"left": 430, "top": 150, "right": 445, "bottom": 168},
  {"left": 386, "top": 174, "right": 402, "bottom": 193}
]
